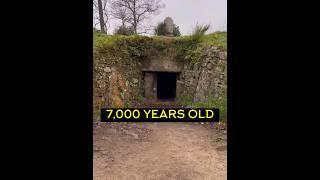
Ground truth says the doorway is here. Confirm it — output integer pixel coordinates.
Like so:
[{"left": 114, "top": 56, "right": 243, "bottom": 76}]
[{"left": 157, "top": 72, "right": 177, "bottom": 100}]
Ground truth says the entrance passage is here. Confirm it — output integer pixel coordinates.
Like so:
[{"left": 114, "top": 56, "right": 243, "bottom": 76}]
[{"left": 157, "top": 72, "right": 177, "bottom": 100}]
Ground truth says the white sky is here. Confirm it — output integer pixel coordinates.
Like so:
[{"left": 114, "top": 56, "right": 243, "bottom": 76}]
[{"left": 98, "top": 0, "right": 227, "bottom": 35}]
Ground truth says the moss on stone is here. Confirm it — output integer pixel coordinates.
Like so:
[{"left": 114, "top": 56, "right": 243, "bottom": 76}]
[{"left": 93, "top": 31, "right": 227, "bottom": 121}]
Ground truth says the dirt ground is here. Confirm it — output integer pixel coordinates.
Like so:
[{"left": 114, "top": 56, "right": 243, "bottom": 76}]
[{"left": 93, "top": 122, "right": 227, "bottom": 180}]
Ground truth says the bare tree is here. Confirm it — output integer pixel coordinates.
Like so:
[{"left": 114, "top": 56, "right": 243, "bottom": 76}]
[
  {"left": 112, "top": 0, "right": 165, "bottom": 34},
  {"left": 111, "top": 7, "right": 129, "bottom": 27},
  {"left": 93, "top": 0, "right": 110, "bottom": 33}
]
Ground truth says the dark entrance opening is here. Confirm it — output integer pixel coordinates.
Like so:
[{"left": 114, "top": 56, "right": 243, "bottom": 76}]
[{"left": 157, "top": 72, "right": 177, "bottom": 100}]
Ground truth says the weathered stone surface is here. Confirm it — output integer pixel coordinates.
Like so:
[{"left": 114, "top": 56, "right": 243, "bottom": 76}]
[
  {"left": 193, "top": 71, "right": 215, "bottom": 102},
  {"left": 164, "top": 17, "right": 174, "bottom": 35},
  {"left": 193, "top": 63, "right": 200, "bottom": 70},
  {"left": 132, "top": 78, "right": 139, "bottom": 84},
  {"left": 219, "top": 52, "right": 226, "bottom": 60},
  {"left": 104, "top": 67, "right": 112, "bottom": 73},
  {"left": 211, "top": 46, "right": 218, "bottom": 50},
  {"left": 93, "top": 43, "right": 226, "bottom": 120},
  {"left": 207, "top": 62, "right": 213, "bottom": 70},
  {"left": 201, "top": 62, "right": 207, "bottom": 67},
  {"left": 142, "top": 57, "right": 183, "bottom": 72}
]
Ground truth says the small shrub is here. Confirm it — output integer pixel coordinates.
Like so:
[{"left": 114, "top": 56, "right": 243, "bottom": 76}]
[
  {"left": 136, "top": 92, "right": 144, "bottom": 101},
  {"left": 154, "top": 22, "right": 181, "bottom": 37},
  {"left": 191, "top": 24, "right": 210, "bottom": 41},
  {"left": 154, "top": 22, "right": 166, "bottom": 36},
  {"left": 114, "top": 25, "right": 135, "bottom": 36},
  {"left": 173, "top": 25, "right": 181, "bottom": 37}
]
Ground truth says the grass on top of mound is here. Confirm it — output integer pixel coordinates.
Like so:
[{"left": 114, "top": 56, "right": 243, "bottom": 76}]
[
  {"left": 93, "top": 31, "right": 227, "bottom": 50},
  {"left": 200, "top": 32, "right": 227, "bottom": 49},
  {"left": 93, "top": 31, "right": 227, "bottom": 65}
]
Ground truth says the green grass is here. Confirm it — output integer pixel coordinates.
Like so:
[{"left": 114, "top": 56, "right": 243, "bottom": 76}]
[
  {"left": 179, "top": 95, "right": 227, "bottom": 123},
  {"left": 192, "top": 96, "right": 227, "bottom": 123},
  {"left": 93, "top": 31, "right": 227, "bottom": 50},
  {"left": 93, "top": 31, "right": 226, "bottom": 65},
  {"left": 93, "top": 31, "right": 227, "bottom": 122},
  {"left": 177, "top": 85, "right": 227, "bottom": 122},
  {"left": 201, "top": 32, "right": 227, "bottom": 50}
]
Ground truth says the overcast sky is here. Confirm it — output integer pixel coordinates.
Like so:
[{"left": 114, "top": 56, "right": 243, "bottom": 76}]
[{"left": 101, "top": 0, "right": 227, "bottom": 35}]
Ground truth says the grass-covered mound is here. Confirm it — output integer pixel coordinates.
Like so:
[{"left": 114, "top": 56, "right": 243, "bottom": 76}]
[
  {"left": 93, "top": 31, "right": 227, "bottom": 62},
  {"left": 93, "top": 31, "right": 226, "bottom": 48},
  {"left": 93, "top": 31, "right": 227, "bottom": 122}
]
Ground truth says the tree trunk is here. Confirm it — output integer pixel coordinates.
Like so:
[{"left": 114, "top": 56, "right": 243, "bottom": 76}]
[
  {"left": 133, "top": 0, "right": 137, "bottom": 34},
  {"left": 133, "top": 22, "right": 137, "bottom": 34},
  {"left": 97, "top": 0, "right": 106, "bottom": 33}
]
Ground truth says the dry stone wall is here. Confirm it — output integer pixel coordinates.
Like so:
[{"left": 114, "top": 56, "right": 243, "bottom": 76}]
[
  {"left": 181, "top": 46, "right": 227, "bottom": 102},
  {"left": 93, "top": 50, "right": 144, "bottom": 118},
  {"left": 93, "top": 42, "right": 226, "bottom": 119}
]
